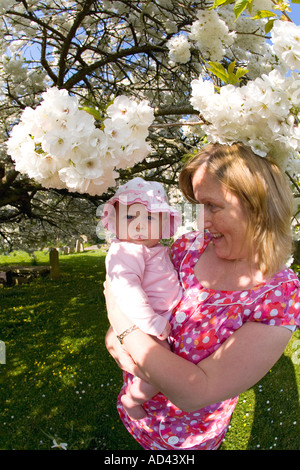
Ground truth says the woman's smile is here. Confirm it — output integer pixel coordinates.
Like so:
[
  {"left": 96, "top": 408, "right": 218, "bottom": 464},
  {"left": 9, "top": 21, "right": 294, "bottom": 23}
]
[{"left": 209, "top": 232, "right": 223, "bottom": 240}]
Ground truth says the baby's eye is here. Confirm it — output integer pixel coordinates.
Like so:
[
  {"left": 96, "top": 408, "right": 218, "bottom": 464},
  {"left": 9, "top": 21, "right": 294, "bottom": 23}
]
[
  {"left": 126, "top": 215, "right": 135, "bottom": 220},
  {"left": 148, "top": 215, "right": 154, "bottom": 221}
]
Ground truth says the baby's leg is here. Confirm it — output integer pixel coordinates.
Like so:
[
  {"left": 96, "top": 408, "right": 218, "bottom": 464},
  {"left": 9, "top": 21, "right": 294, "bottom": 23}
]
[
  {"left": 121, "top": 377, "right": 159, "bottom": 420},
  {"left": 121, "top": 337, "right": 170, "bottom": 420}
]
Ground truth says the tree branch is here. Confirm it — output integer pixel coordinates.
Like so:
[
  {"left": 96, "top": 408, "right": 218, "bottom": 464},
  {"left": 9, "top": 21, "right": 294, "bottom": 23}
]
[
  {"left": 64, "top": 43, "right": 166, "bottom": 89},
  {"left": 57, "top": 0, "right": 95, "bottom": 87},
  {"left": 154, "top": 104, "right": 199, "bottom": 117},
  {"left": 41, "top": 27, "right": 58, "bottom": 85}
]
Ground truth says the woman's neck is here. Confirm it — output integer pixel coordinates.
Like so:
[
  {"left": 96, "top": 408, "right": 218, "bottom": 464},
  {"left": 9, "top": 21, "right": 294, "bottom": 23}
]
[{"left": 194, "top": 243, "right": 266, "bottom": 291}]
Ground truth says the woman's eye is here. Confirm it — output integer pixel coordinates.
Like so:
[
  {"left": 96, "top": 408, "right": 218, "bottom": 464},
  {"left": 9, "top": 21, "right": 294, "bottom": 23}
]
[
  {"left": 205, "top": 202, "right": 218, "bottom": 211},
  {"left": 126, "top": 215, "right": 134, "bottom": 220}
]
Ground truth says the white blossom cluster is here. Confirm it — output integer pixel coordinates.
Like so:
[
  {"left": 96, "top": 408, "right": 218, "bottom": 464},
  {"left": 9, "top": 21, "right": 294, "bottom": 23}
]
[
  {"left": 7, "top": 88, "right": 154, "bottom": 195},
  {"left": 167, "top": 5, "right": 275, "bottom": 78},
  {"left": 167, "top": 34, "right": 191, "bottom": 64},
  {"left": 189, "top": 9, "right": 235, "bottom": 62},
  {"left": 271, "top": 20, "right": 300, "bottom": 71},
  {"left": 167, "top": 9, "right": 234, "bottom": 64},
  {"left": 190, "top": 65, "right": 300, "bottom": 172},
  {"left": 219, "top": 5, "right": 275, "bottom": 79},
  {"left": 186, "top": 18, "right": 300, "bottom": 173}
]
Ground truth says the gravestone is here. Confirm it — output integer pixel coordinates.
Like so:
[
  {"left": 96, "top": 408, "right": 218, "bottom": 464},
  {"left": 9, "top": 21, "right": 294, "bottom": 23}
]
[
  {"left": 49, "top": 248, "right": 60, "bottom": 280},
  {"left": 75, "top": 239, "right": 84, "bottom": 253},
  {"left": 62, "top": 246, "right": 70, "bottom": 255}
]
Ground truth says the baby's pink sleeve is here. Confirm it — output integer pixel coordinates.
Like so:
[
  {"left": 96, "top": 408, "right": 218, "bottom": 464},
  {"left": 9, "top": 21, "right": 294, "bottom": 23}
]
[{"left": 105, "top": 242, "right": 168, "bottom": 336}]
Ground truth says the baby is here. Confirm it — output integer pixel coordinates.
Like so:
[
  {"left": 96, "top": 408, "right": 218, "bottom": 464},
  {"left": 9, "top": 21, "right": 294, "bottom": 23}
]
[{"left": 101, "top": 177, "right": 182, "bottom": 419}]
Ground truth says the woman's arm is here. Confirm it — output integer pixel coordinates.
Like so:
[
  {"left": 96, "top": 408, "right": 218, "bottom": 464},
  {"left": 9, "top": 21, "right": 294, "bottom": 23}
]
[
  {"left": 105, "top": 326, "right": 149, "bottom": 381},
  {"left": 105, "top": 281, "right": 292, "bottom": 412},
  {"left": 121, "top": 322, "right": 292, "bottom": 411}
]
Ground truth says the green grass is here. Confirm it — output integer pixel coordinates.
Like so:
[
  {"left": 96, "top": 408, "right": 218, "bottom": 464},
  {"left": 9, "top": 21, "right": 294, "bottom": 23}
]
[
  {"left": 0, "top": 250, "right": 299, "bottom": 450},
  {"left": 0, "top": 250, "right": 140, "bottom": 450}
]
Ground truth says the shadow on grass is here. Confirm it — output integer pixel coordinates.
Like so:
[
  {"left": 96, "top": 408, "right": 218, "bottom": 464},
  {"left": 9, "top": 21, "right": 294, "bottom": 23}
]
[
  {"left": 0, "top": 251, "right": 140, "bottom": 450},
  {"left": 246, "top": 354, "right": 300, "bottom": 450}
]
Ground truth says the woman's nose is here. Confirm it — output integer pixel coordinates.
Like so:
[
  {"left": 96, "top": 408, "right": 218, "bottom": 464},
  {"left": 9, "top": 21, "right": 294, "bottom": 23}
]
[{"left": 203, "top": 207, "right": 212, "bottom": 230}]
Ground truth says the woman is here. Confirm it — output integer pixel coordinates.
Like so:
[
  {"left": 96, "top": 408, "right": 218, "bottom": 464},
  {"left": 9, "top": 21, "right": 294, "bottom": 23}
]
[{"left": 105, "top": 143, "right": 300, "bottom": 450}]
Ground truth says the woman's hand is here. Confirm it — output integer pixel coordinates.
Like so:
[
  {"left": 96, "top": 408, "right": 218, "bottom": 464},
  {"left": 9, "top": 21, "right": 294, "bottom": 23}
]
[
  {"left": 104, "top": 278, "right": 148, "bottom": 381},
  {"left": 105, "top": 326, "right": 148, "bottom": 379}
]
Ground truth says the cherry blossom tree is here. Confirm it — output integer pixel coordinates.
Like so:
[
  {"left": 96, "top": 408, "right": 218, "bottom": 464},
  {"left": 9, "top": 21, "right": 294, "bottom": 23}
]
[{"left": 1, "top": 0, "right": 300, "bottom": 250}]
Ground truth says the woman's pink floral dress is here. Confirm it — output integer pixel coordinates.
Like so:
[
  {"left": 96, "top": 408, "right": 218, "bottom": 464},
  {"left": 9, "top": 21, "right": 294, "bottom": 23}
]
[{"left": 116, "top": 232, "right": 300, "bottom": 450}]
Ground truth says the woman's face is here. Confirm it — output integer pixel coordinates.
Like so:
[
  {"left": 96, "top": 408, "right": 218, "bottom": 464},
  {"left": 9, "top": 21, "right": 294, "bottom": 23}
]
[{"left": 192, "top": 164, "right": 250, "bottom": 262}]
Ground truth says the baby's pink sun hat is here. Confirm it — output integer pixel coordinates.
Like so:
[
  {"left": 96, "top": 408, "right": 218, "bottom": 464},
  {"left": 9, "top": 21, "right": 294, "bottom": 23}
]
[{"left": 101, "top": 177, "right": 182, "bottom": 238}]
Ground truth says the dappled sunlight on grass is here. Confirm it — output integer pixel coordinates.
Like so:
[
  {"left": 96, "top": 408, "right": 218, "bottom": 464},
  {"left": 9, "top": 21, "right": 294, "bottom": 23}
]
[
  {"left": 220, "top": 347, "right": 300, "bottom": 450},
  {"left": 0, "top": 250, "right": 299, "bottom": 450},
  {"left": 0, "top": 250, "right": 138, "bottom": 450},
  {"left": 0, "top": 250, "right": 50, "bottom": 266}
]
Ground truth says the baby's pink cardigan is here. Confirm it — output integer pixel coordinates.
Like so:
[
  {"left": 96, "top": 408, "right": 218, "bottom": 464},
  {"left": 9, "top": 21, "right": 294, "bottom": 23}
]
[{"left": 105, "top": 239, "right": 182, "bottom": 337}]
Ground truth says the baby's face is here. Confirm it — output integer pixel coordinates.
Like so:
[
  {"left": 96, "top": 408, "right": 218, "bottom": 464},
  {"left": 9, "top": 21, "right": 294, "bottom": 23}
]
[{"left": 115, "top": 203, "right": 163, "bottom": 248}]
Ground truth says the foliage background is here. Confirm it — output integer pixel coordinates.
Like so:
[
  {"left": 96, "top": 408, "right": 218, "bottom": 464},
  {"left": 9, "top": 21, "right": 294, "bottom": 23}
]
[{"left": 1, "top": 0, "right": 300, "bottom": 253}]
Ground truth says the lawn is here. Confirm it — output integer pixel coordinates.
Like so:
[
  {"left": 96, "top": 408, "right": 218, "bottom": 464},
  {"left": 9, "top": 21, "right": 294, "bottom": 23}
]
[{"left": 0, "top": 250, "right": 299, "bottom": 450}]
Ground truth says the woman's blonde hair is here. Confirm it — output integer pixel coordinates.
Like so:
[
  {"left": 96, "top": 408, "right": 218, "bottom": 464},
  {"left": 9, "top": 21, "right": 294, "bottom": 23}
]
[{"left": 179, "top": 142, "right": 294, "bottom": 277}]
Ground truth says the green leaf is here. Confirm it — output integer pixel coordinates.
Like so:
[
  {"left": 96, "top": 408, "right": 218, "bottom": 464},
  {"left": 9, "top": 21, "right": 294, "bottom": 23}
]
[
  {"left": 207, "top": 61, "right": 229, "bottom": 83},
  {"left": 228, "top": 74, "right": 239, "bottom": 85},
  {"left": 228, "top": 67, "right": 248, "bottom": 84},
  {"left": 211, "top": 0, "right": 234, "bottom": 8},
  {"left": 80, "top": 106, "right": 103, "bottom": 121},
  {"left": 233, "top": 0, "right": 250, "bottom": 18},
  {"left": 251, "top": 9, "right": 277, "bottom": 19},
  {"left": 265, "top": 18, "right": 275, "bottom": 33},
  {"left": 228, "top": 59, "right": 237, "bottom": 75},
  {"left": 207, "top": 60, "right": 248, "bottom": 85},
  {"left": 246, "top": 0, "right": 254, "bottom": 13},
  {"left": 235, "top": 67, "right": 249, "bottom": 79}
]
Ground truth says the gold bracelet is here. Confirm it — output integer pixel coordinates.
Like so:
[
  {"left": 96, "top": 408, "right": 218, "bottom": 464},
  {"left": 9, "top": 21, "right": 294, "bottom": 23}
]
[{"left": 117, "top": 325, "right": 138, "bottom": 344}]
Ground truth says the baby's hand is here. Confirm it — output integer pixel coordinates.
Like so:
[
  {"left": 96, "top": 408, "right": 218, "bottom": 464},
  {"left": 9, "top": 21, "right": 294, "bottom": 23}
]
[{"left": 157, "top": 321, "right": 171, "bottom": 340}]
